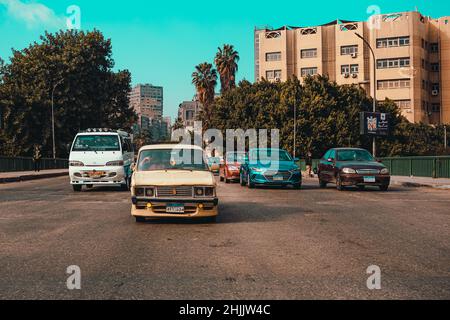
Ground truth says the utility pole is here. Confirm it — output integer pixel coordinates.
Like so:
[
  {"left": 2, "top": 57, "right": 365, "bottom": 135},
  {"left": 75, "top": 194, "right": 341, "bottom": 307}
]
[
  {"left": 51, "top": 79, "right": 64, "bottom": 160},
  {"left": 355, "top": 32, "right": 377, "bottom": 157}
]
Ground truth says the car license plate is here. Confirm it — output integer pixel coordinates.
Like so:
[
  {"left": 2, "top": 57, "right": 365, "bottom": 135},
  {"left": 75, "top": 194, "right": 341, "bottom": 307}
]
[
  {"left": 88, "top": 171, "right": 105, "bottom": 177},
  {"left": 273, "top": 176, "right": 284, "bottom": 181},
  {"left": 364, "top": 176, "right": 376, "bottom": 183},
  {"left": 166, "top": 204, "right": 185, "bottom": 214}
]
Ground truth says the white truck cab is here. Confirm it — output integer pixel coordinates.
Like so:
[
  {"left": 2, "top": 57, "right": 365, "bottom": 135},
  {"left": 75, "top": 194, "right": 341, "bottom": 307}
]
[{"left": 69, "top": 129, "right": 134, "bottom": 192}]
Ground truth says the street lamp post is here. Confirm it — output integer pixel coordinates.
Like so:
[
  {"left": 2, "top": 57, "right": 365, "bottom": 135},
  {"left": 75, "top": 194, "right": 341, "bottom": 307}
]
[
  {"left": 355, "top": 32, "right": 377, "bottom": 157},
  {"left": 51, "top": 79, "right": 63, "bottom": 160}
]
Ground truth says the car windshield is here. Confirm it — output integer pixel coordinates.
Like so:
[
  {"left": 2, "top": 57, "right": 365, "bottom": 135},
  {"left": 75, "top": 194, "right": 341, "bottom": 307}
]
[
  {"left": 138, "top": 149, "right": 209, "bottom": 171},
  {"left": 208, "top": 157, "right": 221, "bottom": 165},
  {"left": 227, "top": 153, "right": 247, "bottom": 164},
  {"left": 72, "top": 135, "right": 120, "bottom": 152},
  {"left": 250, "top": 150, "right": 292, "bottom": 162},
  {"left": 337, "top": 150, "right": 375, "bottom": 162}
]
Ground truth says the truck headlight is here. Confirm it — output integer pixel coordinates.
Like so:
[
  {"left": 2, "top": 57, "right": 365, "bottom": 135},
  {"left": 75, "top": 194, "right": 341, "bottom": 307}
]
[
  {"left": 69, "top": 161, "right": 84, "bottom": 167},
  {"left": 194, "top": 187, "right": 204, "bottom": 197},
  {"left": 342, "top": 168, "right": 356, "bottom": 174},
  {"left": 135, "top": 187, "right": 145, "bottom": 197},
  {"left": 380, "top": 168, "right": 390, "bottom": 175},
  {"left": 145, "top": 187, "right": 155, "bottom": 197}
]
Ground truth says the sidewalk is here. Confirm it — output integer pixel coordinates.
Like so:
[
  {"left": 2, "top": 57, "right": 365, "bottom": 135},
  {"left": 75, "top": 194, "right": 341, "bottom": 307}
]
[
  {"left": 390, "top": 176, "right": 450, "bottom": 190},
  {"left": 0, "top": 169, "right": 68, "bottom": 184}
]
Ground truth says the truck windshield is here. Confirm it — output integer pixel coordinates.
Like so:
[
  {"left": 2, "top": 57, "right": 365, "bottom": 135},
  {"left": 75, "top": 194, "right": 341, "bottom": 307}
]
[
  {"left": 72, "top": 135, "right": 120, "bottom": 152},
  {"left": 138, "top": 149, "right": 209, "bottom": 171}
]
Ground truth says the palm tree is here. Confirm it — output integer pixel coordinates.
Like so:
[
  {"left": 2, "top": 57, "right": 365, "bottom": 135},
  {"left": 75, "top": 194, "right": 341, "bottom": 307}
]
[
  {"left": 214, "top": 44, "right": 240, "bottom": 93},
  {"left": 192, "top": 63, "right": 217, "bottom": 127}
]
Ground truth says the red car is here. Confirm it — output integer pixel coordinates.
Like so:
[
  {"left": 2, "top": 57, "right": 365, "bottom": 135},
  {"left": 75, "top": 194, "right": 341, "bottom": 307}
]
[{"left": 220, "top": 151, "right": 247, "bottom": 183}]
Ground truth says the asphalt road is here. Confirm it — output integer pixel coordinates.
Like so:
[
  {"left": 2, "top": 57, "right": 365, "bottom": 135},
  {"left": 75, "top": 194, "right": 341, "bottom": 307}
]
[{"left": 1, "top": 176, "right": 449, "bottom": 300}]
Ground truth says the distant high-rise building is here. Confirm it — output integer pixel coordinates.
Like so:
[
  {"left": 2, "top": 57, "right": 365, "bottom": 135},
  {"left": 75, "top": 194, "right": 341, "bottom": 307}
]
[
  {"left": 178, "top": 100, "right": 202, "bottom": 131},
  {"left": 129, "top": 84, "right": 164, "bottom": 122},
  {"left": 254, "top": 11, "right": 450, "bottom": 124}
]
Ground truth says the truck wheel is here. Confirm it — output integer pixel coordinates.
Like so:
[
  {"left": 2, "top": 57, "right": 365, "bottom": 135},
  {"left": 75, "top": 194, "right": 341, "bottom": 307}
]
[{"left": 72, "top": 185, "right": 82, "bottom": 192}]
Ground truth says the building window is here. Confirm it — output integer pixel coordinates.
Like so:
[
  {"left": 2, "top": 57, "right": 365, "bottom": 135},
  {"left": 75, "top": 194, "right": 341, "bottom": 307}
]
[
  {"left": 383, "top": 14, "right": 402, "bottom": 22},
  {"left": 341, "top": 45, "right": 358, "bottom": 55},
  {"left": 431, "top": 104, "right": 441, "bottom": 113},
  {"left": 266, "top": 52, "right": 282, "bottom": 62},
  {"left": 430, "top": 43, "right": 439, "bottom": 53},
  {"left": 301, "top": 48, "right": 317, "bottom": 59},
  {"left": 431, "top": 63, "right": 440, "bottom": 72},
  {"left": 377, "top": 57, "right": 410, "bottom": 69},
  {"left": 265, "top": 31, "right": 281, "bottom": 39},
  {"left": 301, "top": 67, "right": 318, "bottom": 77},
  {"left": 266, "top": 70, "right": 282, "bottom": 80},
  {"left": 431, "top": 83, "right": 440, "bottom": 94},
  {"left": 395, "top": 100, "right": 412, "bottom": 109},
  {"left": 377, "top": 79, "right": 411, "bottom": 90},
  {"left": 376, "top": 36, "right": 410, "bottom": 48},
  {"left": 341, "top": 64, "right": 359, "bottom": 75}
]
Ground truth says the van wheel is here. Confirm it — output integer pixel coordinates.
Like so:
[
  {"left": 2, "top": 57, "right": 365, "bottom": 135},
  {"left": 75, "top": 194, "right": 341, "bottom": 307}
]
[{"left": 72, "top": 185, "right": 82, "bottom": 192}]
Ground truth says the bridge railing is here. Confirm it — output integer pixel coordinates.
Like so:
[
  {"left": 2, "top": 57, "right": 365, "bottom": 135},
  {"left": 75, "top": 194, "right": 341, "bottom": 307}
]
[
  {"left": 298, "top": 156, "right": 450, "bottom": 179},
  {"left": 0, "top": 156, "right": 68, "bottom": 173}
]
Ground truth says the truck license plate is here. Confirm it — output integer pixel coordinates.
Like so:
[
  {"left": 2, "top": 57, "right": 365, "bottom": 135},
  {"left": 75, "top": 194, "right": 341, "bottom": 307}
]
[{"left": 166, "top": 204, "right": 185, "bottom": 214}]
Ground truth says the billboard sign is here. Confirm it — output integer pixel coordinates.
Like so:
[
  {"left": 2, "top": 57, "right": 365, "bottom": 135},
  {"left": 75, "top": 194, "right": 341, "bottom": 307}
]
[{"left": 360, "top": 112, "right": 390, "bottom": 136}]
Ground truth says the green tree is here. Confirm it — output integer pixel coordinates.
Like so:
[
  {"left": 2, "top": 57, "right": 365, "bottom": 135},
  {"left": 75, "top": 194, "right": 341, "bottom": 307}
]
[
  {"left": 214, "top": 44, "right": 239, "bottom": 93},
  {"left": 192, "top": 62, "right": 217, "bottom": 128},
  {"left": 0, "top": 30, "right": 136, "bottom": 157}
]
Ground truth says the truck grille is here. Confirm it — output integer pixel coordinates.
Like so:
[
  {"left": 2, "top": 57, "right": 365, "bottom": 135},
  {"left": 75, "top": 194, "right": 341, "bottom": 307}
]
[{"left": 156, "top": 186, "right": 193, "bottom": 198}]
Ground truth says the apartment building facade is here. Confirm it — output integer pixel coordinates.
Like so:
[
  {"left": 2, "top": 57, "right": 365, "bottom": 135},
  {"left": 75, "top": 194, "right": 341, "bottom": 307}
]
[
  {"left": 178, "top": 100, "right": 203, "bottom": 131},
  {"left": 254, "top": 11, "right": 450, "bottom": 124},
  {"left": 129, "top": 84, "right": 164, "bottom": 121}
]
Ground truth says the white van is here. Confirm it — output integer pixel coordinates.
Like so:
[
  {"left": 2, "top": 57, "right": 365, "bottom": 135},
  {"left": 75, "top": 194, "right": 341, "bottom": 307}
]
[{"left": 69, "top": 129, "right": 134, "bottom": 192}]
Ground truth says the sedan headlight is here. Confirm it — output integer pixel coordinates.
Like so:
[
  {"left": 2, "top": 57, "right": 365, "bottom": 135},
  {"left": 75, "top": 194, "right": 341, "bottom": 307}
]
[
  {"left": 380, "top": 168, "right": 390, "bottom": 175},
  {"left": 250, "top": 167, "right": 263, "bottom": 173},
  {"left": 106, "top": 160, "right": 124, "bottom": 166},
  {"left": 342, "top": 168, "right": 357, "bottom": 174},
  {"left": 69, "top": 161, "right": 84, "bottom": 167}
]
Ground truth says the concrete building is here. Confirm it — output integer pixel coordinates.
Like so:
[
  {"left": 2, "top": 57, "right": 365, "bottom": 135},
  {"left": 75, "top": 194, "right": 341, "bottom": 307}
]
[
  {"left": 254, "top": 11, "right": 450, "bottom": 124},
  {"left": 178, "top": 100, "right": 203, "bottom": 131},
  {"left": 129, "top": 84, "right": 164, "bottom": 122}
]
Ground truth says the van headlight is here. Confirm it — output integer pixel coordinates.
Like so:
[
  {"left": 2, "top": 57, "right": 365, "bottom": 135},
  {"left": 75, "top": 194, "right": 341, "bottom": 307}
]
[
  {"left": 69, "top": 161, "right": 84, "bottom": 167},
  {"left": 380, "top": 168, "right": 390, "bottom": 175},
  {"left": 342, "top": 168, "right": 356, "bottom": 174}
]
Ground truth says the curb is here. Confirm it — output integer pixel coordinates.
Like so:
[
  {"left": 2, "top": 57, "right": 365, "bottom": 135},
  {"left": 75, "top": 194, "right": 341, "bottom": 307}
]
[{"left": 0, "top": 171, "right": 68, "bottom": 184}]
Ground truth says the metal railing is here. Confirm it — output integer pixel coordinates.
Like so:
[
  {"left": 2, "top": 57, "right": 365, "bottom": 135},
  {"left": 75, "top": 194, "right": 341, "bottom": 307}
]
[
  {"left": 298, "top": 156, "right": 450, "bottom": 179},
  {"left": 0, "top": 156, "right": 68, "bottom": 173}
]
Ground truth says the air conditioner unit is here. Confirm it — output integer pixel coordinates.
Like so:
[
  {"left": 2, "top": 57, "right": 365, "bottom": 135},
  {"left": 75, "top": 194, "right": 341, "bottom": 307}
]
[
  {"left": 344, "top": 73, "right": 350, "bottom": 78},
  {"left": 351, "top": 53, "right": 358, "bottom": 59},
  {"left": 432, "top": 90, "right": 439, "bottom": 96},
  {"left": 352, "top": 73, "right": 358, "bottom": 78}
]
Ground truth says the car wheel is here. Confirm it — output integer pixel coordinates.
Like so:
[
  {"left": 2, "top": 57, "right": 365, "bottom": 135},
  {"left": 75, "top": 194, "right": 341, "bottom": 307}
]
[
  {"left": 247, "top": 174, "right": 254, "bottom": 189},
  {"left": 225, "top": 177, "right": 230, "bottom": 184},
  {"left": 240, "top": 173, "right": 246, "bottom": 186},
  {"left": 220, "top": 175, "right": 224, "bottom": 182},
  {"left": 336, "top": 174, "right": 345, "bottom": 191},
  {"left": 319, "top": 179, "right": 327, "bottom": 189},
  {"left": 72, "top": 185, "right": 82, "bottom": 192},
  {"left": 135, "top": 216, "right": 146, "bottom": 223},
  {"left": 379, "top": 185, "right": 389, "bottom": 192}
]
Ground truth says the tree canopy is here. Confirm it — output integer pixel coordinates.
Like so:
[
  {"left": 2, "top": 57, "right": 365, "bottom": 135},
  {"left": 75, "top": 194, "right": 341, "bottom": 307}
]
[
  {"left": 206, "top": 75, "right": 448, "bottom": 158},
  {"left": 0, "top": 30, "right": 136, "bottom": 157}
]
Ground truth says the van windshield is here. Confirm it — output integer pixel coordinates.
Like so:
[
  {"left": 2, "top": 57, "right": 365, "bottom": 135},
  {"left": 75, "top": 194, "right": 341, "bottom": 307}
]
[
  {"left": 138, "top": 149, "right": 209, "bottom": 171},
  {"left": 72, "top": 135, "right": 120, "bottom": 152}
]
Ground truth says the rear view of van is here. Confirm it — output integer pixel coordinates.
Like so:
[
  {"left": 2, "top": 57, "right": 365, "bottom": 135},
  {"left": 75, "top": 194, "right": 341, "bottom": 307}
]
[{"left": 69, "top": 129, "right": 134, "bottom": 192}]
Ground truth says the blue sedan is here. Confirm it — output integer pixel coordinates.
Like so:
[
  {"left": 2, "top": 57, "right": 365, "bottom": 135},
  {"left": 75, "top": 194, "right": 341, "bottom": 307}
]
[{"left": 240, "top": 148, "right": 302, "bottom": 189}]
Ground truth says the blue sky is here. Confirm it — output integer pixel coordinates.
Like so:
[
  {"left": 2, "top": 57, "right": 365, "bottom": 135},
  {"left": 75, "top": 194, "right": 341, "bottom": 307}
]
[{"left": 0, "top": 0, "right": 449, "bottom": 121}]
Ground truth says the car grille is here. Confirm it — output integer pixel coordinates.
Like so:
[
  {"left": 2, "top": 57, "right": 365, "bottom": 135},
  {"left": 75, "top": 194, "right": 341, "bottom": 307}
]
[
  {"left": 356, "top": 169, "right": 380, "bottom": 175},
  {"left": 156, "top": 186, "right": 193, "bottom": 198},
  {"left": 264, "top": 171, "right": 292, "bottom": 181}
]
